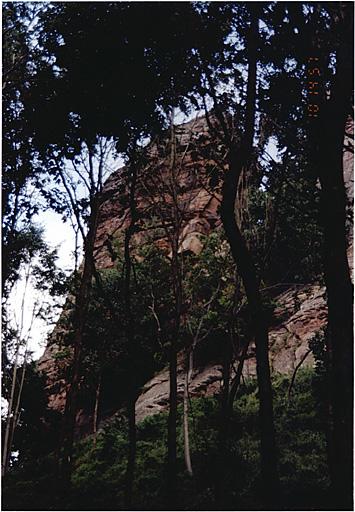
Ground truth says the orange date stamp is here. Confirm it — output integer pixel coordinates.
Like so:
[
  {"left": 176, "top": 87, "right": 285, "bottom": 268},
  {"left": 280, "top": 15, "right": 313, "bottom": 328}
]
[{"left": 307, "top": 57, "right": 320, "bottom": 118}]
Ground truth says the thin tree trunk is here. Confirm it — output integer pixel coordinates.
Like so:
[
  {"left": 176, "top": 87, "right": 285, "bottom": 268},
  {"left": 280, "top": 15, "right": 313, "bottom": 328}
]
[
  {"left": 183, "top": 348, "right": 193, "bottom": 477},
  {"left": 167, "top": 242, "right": 180, "bottom": 504},
  {"left": 222, "top": 156, "right": 279, "bottom": 509},
  {"left": 61, "top": 197, "right": 100, "bottom": 484},
  {"left": 2, "top": 342, "right": 20, "bottom": 476},
  {"left": 124, "top": 397, "right": 137, "bottom": 509},
  {"left": 215, "top": 335, "right": 232, "bottom": 509},
  {"left": 123, "top": 159, "right": 139, "bottom": 510},
  {"left": 93, "top": 373, "right": 101, "bottom": 447},
  {"left": 228, "top": 341, "right": 250, "bottom": 413},
  {"left": 287, "top": 349, "right": 312, "bottom": 401},
  {"left": 220, "top": 9, "right": 279, "bottom": 508},
  {"left": 6, "top": 350, "right": 28, "bottom": 471},
  {"left": 183, "top": 296, "right": 214, "bottom": 478},
  {"left": 3, "top": 268, "right": 33, "bottom": 475},
  {"left": 167, "top": 114, "right": 181, "bottom": 507}
]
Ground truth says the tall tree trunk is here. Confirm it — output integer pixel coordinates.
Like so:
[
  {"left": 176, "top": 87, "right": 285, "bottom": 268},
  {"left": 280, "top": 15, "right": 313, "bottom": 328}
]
[
  {"left": 313, "top": 10, "right": 354, "bottom": 506},
  {"left": 6, "top": 350, "right": 28, "bottom": 471},
  {"left": 220, "top": 9, "right": 279, "bottom": 509},
  {"left": 61, "top": 197, "right": 100, "bottom": 484},
  {"left": 167, "top": 116, "right": 181, "bottom": 507},
  {"left": 183, "top": 298, "right": 213, "bottom": 478},
  {"left": 123, "top": 160, "right": 138, "bottom": 510},
  {"left": 214, "top": 335, "right": 232, "bottom": 509},
  {"left": 167, "top": 238, "right": 180, "bottom": 505},
  {"left": 228, "top": 341, "right": 250, "bottom": 413},
  {"left": 3, "top": 268, "right": 31, "bottom": 475},
  {"left": 2, "top": 342, "right": 20, "bottom": 476},
  {"left": 167, "top": 343, "right": 178, "bottom": 496},
  {"left": 93, "top": 373, "right": 101, "bottom": 447},
  {"left": 124, "top": 397, "right": 137, "bottom": 509},
  {"left": 183, "top": 348, "right": 193, "bottom": 477}
]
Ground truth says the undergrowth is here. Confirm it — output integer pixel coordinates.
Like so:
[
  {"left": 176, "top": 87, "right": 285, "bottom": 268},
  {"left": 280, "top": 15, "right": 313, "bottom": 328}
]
[{"left": 2, "top": 368, "right": 330, "bottom": 511}]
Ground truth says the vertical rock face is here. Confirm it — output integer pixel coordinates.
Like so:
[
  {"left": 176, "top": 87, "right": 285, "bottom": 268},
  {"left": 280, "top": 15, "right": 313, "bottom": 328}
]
[
  {"left": 344, "top": 118, "right": 354, "bottom": 205},
  {"left": 94, "top": 114, "right": 222, "bottom": 270},
  {"left": 38, "top": 117, "right": 353, "bottom": 428},
  {"left": 37, "top": 321, "right": 69, "bottom": 412},
  {"left": 135, "top": 283, "right": 329, "bottom": 423},
  {"left": 38, "top": 114, "right": 222, "bottom": 415}
]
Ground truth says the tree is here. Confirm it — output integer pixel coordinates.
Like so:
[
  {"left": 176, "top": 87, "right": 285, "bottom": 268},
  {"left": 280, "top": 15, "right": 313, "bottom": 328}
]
[
  {"left": 260, "top": 3, "right": 354, "bottom": 505},
  {"left": 139, "top": 113, "right": 189, "bottom": 504},
  {"left": 2, "top": 2, "right": 49, "bottom": 297},
  {"left": 5, "top": 2, "right": 353, "bottom": 508},
  {"left": 182, "top": 231, "right": 237, "bottom": 483},
  {"left": 50, "top": 139, "right": 116, "bottom": 483},
  {"left": 2, "top": 234, "right": 65, "bottom": 475},
  {"left": 23, "top": 6, "right": 229, "bottom": 487},
  {"left": 308, "top": 5, "right": 353, "bottom": 507},
  {"left": 4, "top": 362, "right": 62, "bottom": 471},
  {"left": 122, "top": 147, "right": 141, "bottom": 509},
  {"left": 193, "top": 4, "right": 280, "bottom": 507},
  {"left": 26, "top": 2, "right": 230, "bottom": 153}
]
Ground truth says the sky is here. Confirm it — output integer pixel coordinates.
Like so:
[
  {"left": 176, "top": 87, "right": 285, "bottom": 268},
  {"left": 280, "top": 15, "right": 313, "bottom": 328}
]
[
  {"left": 8, "top": 210, "right": 77, "bottom": 361},
  {"left": 7, "top": 137, "right": 126, "bottom": 362}
]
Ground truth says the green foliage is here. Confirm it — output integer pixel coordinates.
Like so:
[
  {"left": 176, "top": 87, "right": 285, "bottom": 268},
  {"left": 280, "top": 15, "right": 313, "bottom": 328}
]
[
  {"left": 239, "top": 159, "right": 323, "bottom": 287},
  {"left": 53, "top": 347, "right": 71, "bottom": 362},
  {"left": 2, "top": 3, "right": 350, "bottom": 510},
  {"left": 309, "top": 329, "right": 327, "bottom": 377},
  {"left": 2, "top": 224, "right": 68, "bottom": 299},
  {"left": 58, "top": 231, "right": 241, "bottom": 422},
  {"left": 6, "top": 363, "right": 62, "bottom": 468},
  {"left": 3, "top": 369, "right": 330, "bottom": 511},
  {"left": 57, "top": 241, "right": 175, "bottom": 418},
  {"left": 2, "top": 3, "right": 64, "bottom": 300},
  {"left": 182, "top": 231, "right": 236, "bottom": 337},
  {"left": 308, "top": 329, "right": 328, "bottom": 424},
  {"left": 27, "top": 3, "right": 231, "bottom": 153}
]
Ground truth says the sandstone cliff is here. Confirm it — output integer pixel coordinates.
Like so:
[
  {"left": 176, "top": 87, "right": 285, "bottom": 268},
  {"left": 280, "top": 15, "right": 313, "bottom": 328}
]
[{"left": 38, "top": 116, "right": 353, "bottom": 430}]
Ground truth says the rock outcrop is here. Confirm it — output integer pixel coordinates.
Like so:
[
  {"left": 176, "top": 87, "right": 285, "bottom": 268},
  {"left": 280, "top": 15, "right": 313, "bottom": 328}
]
[
  {"left": 135, "top": 283, "right": 327, "bottom": 422},
  {"left": 38, "top": 116, "right": 353, "bottom": 429}
]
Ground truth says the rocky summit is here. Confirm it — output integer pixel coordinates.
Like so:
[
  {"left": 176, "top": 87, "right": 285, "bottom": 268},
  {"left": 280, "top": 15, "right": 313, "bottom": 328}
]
[{"left": 38, "top": 116, "right": 353, "bottom": 436}]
